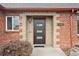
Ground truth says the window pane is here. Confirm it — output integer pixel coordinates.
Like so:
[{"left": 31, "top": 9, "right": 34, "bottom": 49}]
[
  {"left": 77, "top": 16, "right": 79, "bottom": 20},
  {"left": 37, "top": 30, "right": 43, "bottom": 33},
  {"left": 77, "top": 20, "right": 79, "bottom": 34},
  {"left": 13, "top": 16, "right": 19, "bottom": 30},
  {"left": 36, "top": 24, "right": 43, "bottom": 26},
  {"left": 77, "top": 16, "right": 79, "bottom": 34},
  {"left": 7, "top": 17, "right": 12, "bottom": 30},
  {"left": 36, "top": 36, "right": 43, "bottom": 39}
]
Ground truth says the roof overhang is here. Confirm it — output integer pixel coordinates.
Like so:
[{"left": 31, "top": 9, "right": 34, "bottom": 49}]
[
  {"left": 4, "top": 8, "right": 79, "bottom": 12},
  {"left": 0, "top": 5, "right": 5, "bottom": 10},
  {"left": 0, "top": 5, "right": 79, "bottom": 12}
]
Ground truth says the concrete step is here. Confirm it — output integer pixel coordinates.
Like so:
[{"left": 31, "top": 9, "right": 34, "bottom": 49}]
[{"left": 31, "top": 47, "right": 66, "bottom": 56}]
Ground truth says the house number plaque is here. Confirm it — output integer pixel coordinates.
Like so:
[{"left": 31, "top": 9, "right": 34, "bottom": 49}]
[{"left": 57, "top": 23, "right": 64, "bottom": 26}]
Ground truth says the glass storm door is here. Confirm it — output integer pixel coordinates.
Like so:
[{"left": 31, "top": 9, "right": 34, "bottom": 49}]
[{"left": 34, "top": 18, "right": 45, "bottom": 46}]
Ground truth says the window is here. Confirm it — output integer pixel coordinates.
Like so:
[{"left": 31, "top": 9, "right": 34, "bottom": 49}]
[
  {"left": 36, "top": 24, "right": 43, "bottom": 27},
  {"left": 37, "top": 30, "right": 43, "bottom": 33},
  {"left": 6, "top": 16, "right": 19, "bottom": 31},
  {"left": 36, "top": 36, "right": 43, "bottom": 39},
  {"left": 77, "top": 16, "right": 79, "bottom": 34}
]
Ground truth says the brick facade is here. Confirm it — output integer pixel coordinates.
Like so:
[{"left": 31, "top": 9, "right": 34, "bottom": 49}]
[
  {"left": 0, "top": 11, "right": 79, "bottom": 49},
  {"left": 57, "top": 13, "right": 79, "bottom": 49},
  {"left": 0, "top": 13, "right": 19, "bottom": 45}
]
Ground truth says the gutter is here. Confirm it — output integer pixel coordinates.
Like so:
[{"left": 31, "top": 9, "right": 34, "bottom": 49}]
[
  {"left": 4, "top": 8, "right": 79, "bottom": 12},
  {"left": 0, "top": 5, "right": 6, "bottom": 11}
]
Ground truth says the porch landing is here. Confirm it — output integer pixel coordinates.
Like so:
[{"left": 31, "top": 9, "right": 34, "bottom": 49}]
[{"left": 31, "top": 47, "right": 66, "bottom": 56}]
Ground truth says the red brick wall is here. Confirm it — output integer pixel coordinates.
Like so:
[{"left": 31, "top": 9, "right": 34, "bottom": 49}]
[
  {"left": 0, "top": 12, "right": 79, "bottom": 49},
  {"left": 57, "top": 13, "right": 79, "bottom": 49},
  {"left": 0, "top": 13, "right": 19, "bottom": 45}
]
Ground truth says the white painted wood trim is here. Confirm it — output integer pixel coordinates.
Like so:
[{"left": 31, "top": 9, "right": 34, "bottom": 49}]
[{"left": 5, "top": 16, "right": 19, "bottom": 32}]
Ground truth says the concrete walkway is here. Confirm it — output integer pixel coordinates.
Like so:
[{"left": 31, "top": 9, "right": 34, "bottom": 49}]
[{"left": 31, "top": 47, "right": 66, "bottom": 56}]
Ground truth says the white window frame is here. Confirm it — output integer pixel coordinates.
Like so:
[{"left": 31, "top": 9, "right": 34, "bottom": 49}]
[
  {"left": 77, "top": 16, "right": 79, "bottom": 36},
  {"left": 6, "top": 16, "right": 19, "bottom": 32}
]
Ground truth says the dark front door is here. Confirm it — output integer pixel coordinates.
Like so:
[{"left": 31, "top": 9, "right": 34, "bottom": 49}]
[{"left": 34, "top": 17, "right": 45, "bottom": 46}]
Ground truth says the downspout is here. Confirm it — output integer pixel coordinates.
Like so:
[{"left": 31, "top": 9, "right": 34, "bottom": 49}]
[
  {"left": 65, "top": 10, "right": 73, "bottom": 56},
  {"left": 70, "top": 14, "right": 72, "bottom": 48}
]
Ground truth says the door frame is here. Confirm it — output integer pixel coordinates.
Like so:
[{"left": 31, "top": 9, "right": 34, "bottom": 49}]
[
  {"left": 33, "top": 16, "right": 46, "bottom": 47},
  {"left": 20, "top": 12, "right": 60, "bottom": 47}
]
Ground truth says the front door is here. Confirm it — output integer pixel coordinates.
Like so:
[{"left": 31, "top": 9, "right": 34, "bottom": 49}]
[{"left": 34, "top": 17, "right": 45, "bottom": 47}]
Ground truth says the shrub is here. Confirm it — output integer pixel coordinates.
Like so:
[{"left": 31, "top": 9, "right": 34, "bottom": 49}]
[
  {"left": 0, "top": 40, "right": 33, "bottom": 56},
  {"left": 62, "top": 48, "right": 70, "bottom": 56}
]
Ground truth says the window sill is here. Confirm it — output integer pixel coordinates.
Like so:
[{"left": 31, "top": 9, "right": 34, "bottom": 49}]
[{"left": 5, "top": 30, "right": 19, "bottom": 32}]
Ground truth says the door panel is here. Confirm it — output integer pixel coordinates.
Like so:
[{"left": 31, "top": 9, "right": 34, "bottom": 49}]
[{"left": 34, "top": 18, "right": 45, "bottom": 45}]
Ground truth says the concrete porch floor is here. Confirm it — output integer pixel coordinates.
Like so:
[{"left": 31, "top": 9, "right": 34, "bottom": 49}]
[{"left": 31, "top": 47, "right": 66, "bottom": 56}]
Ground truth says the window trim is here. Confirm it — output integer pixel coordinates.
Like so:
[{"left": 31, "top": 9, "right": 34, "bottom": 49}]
[
  {"left": 76, "top": 15, "right": 79, "bottom": 36},
  {"left": 6, "top": 16, "right": 19, "bottom": 32}
]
